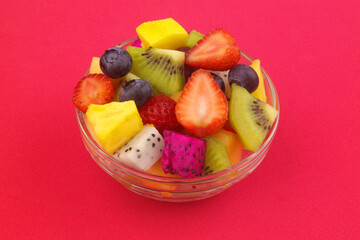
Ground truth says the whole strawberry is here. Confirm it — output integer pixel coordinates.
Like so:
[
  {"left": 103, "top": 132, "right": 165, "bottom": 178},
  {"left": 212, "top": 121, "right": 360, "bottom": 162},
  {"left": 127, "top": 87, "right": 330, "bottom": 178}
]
[{"left": 139, "top": 94, "right": 181, "bottom": 135}]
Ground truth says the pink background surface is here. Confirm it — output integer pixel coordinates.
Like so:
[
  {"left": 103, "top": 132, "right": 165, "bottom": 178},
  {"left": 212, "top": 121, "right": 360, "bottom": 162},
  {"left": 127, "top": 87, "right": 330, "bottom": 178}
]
[{"left": 1, "top": 0, "right": 359, "bottom": 239}]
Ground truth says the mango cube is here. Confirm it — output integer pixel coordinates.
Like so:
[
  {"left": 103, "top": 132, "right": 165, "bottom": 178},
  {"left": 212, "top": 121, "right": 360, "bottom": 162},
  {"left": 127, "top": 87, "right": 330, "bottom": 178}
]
[
  {"left": 250, "top": 59, "right": 267, "bottom": 103},
  {"left": 136, "top": 18, "right": 188, "bottom": 50},
  {"left": 89, "top": 57, "right": 103, "bottom": 74}
]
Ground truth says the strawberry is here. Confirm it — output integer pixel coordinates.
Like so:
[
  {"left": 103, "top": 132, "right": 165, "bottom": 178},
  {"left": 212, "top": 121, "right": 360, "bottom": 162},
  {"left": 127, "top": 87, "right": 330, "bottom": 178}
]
[
  {"left": 72, "top": 74, "right": 114, "bottom": 113},
  {"left": 175, "top": 69, "right": 228, "bottom": 137},
  {"left": 139, "top": 94, "right": 182, "bottom": 135},
  {"left": 185, "top": 29, "right": 240, "bottom": 71}
]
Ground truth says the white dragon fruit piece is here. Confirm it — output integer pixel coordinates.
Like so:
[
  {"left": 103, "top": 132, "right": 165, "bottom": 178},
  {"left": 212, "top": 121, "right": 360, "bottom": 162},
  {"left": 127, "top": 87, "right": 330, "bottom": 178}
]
[{"left": 112, "top": 125, "right": 164, "bottom": 171}]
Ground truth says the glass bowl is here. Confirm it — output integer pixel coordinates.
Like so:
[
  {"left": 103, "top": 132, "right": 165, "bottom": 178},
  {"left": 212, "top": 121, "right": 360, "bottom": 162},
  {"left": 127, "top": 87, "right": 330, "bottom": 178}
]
[{"left": 75, "top": 37, "right": 280, "bottom": 202}]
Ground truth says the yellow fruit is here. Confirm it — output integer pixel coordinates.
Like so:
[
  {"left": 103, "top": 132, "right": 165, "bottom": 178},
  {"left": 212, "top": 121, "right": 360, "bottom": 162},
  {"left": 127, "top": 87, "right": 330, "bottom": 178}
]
[
  {"left": 89, "top": 57, "right": 103, "bottom": 74},
  {"left": 211, "top": 129, "right": 243, "bottom": 165},
  {"left": 136, "top": 18, "right": 188, "bottom": 49},
  {"left": 250, "top": 59, "right": 267, "bottom": 103},
  {"left": 86, "top": 101, "right": 143, "bottom": 154}
]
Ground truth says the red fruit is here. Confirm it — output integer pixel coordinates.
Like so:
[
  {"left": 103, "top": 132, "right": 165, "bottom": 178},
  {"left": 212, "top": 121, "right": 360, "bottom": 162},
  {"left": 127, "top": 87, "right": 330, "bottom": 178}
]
[
  {"left": 185, "top": 29, "right": 241, "bottom": 71},
  {"left": 72, "top": 74, "right": 114, "bottom": 113},
  {"left": 223, "top": 119, "right": 237, "bottom": 134},
  {"left": 139, "top": 94, "right": 181, "bottom": 134},
  {"left": 175, "top": 69, "right": 228, "bottom": 137}
]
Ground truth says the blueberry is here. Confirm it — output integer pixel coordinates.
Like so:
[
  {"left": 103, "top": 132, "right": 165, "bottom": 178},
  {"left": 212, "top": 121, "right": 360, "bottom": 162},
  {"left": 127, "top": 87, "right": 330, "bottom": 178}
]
[
  {"left": 228, "top": 64, "right": 259, "bottom": 93},
  {"left": 119, "top": 79, "right": 153, "bottom": 108},
  {"left": 210, "top": 73, "right": 225, "bottom": 93},
  {"left": 100, "top": 47, "right": 132, "bottom": 79}
]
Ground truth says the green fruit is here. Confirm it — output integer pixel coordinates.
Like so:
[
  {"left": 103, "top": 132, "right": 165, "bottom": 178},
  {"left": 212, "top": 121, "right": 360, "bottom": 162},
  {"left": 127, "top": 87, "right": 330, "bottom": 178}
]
[
  {"left": 229, "top": 85, "right": 278, "bottom": 151},
  {"left": 203, "top": 136, "right": 231, "bottom": 175},
  {"left": 126, "top": 46, "right": 185, "bottom": 96},
  {"left": 185, "top": 30, "right": 204, "bottom": 48}
]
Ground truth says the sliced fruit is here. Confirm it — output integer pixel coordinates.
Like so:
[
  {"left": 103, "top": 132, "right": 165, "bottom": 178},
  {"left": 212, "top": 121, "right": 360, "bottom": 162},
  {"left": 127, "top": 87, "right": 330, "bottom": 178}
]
[
  {"left": 175, "top": 69, "right": 228, "bottom": 137},
  {"left": 185, "top": 29, "right": 240, "bottom": 71},
  {"left": 72, "top": 74, "right": 114, "bottom": 113},
  {"left": 139, "top": 94, "right": 182, "bottom": 134},
  {"left": 211, "top": 129, "right": 243, "bottom": 165},
  {"left": 145, "top": 160, "right": 181, "bottom": 178},
  {"left": 250, "top": 59, "right": 267, "bottom": 102},
  {"left": 144, "top": 161, "right": 180, "bottom": 191},
  {"left": 136, "top": 18, "right": 188, "bottom": 49},
  {"left": 112, "top": 125, "right": 164, "bottom": 171},
  {"left": 89, "top": 57, "right": 103, "bottom": 74},
  {"left": 126, "top": 46, "right": 185, "bottom": 96},
  {"left": 86, "top": 101, "right": 143, "bottom": 154},
  {"left": 229, "top": 85, "right": 278, "bottom": 151},
  {"left": 131, "top": 39, "right": 142, "bottom": 48},
  {"left": 203, "top": 136, "right": 231, "bottom": 175},
  {"left": 162, "top": 130, "right": 206, "bottom": 178},
  {"left": 185, "top": 30, "right": 204, "bottom": 48}
]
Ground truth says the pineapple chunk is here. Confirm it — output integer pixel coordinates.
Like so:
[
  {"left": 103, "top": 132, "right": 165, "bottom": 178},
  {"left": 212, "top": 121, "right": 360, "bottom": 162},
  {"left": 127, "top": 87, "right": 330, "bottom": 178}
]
[
  {"left": 86, "top": 101, "right": 143, "bottom": 154},
  {"left": 89, "top": 57, "right": 103, "bottom": 74},
  {"left": 250, "top": 59, "right": 267, "bottom": 103},
  {"left": 136, "top": 18, "right": 188, "bottom": 50}
]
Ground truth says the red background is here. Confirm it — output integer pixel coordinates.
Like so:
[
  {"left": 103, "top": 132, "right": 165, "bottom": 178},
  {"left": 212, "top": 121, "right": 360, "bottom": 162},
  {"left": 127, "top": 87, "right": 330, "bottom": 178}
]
[{"left": 1, "top": 0, "right": 359, "bottom": 239}]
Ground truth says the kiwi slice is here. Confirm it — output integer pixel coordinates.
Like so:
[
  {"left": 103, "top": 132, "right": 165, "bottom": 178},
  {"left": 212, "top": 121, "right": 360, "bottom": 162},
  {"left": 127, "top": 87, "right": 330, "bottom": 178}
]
[
  {"left": 229, "top": 85, "right": 278, "bottom": 151},
  {"left": 126, "top": 46, "right": 185, "bottom": 96},
  {"left": 203, "top": 136, "right": 231, "bottom": 175},
  {"left": 185, "top": 30, "right": 204, "bottom": 48}
]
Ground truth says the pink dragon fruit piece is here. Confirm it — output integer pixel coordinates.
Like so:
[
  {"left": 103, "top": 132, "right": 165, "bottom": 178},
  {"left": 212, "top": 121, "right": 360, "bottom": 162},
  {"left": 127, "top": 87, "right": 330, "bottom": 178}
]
[
  {"left": 131, "top": 39, "right": 142, "bottom": 48},
  {"left": 162, "top": 130, "right": 206, "bottom": 178}
]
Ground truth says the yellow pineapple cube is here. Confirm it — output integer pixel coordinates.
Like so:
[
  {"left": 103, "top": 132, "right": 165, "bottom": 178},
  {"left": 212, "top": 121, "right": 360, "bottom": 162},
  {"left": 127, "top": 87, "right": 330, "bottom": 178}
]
[
  {"left": 250, "top": 59, "right": 267, "bottom": 103},
  {"left": 86, "top": 101, "right": 143, "bottom": 154},
  {"left": 89, "top": 57, "right": 103, "bottom": 74},
  {"left": 136, "top": 18, "right": 188, "bottom": 50}
]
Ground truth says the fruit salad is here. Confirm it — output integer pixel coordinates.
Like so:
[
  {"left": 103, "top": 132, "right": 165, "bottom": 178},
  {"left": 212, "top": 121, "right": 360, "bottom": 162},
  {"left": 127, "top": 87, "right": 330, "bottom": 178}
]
[{"left": 72, "top": 18, "right": 278, "bottom": 179}]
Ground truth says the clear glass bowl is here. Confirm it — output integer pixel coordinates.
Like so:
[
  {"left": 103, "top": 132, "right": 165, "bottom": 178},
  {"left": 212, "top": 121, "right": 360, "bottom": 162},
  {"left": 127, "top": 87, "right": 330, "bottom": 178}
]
[{"left": 75, "top": 37, "right": 280, "bottom": 202}]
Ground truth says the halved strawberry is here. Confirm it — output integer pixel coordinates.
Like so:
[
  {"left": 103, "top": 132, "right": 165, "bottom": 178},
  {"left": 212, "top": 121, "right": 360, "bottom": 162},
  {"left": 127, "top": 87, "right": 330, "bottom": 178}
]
[
  {"left": 175, "top": 69, "right": 228, "bottom": 137},
  {"left": 185, "top": 29, "right": 240, "bottom": 71},
  {"left": 72, "top": 74, "right": 114, "bottom": 113}
]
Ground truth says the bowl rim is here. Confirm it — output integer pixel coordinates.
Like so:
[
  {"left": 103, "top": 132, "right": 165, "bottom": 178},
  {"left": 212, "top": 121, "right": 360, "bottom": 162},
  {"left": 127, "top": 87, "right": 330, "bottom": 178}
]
[{"left": 75, "top": 37, "right": 280, "bottom": 184}]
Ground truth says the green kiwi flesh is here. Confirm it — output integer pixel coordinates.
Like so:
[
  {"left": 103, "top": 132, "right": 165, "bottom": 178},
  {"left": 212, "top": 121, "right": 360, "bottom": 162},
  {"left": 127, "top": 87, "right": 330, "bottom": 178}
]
[
  {"left": 185, "top": 30, "right": 204, "bottom": 48},
  {"left": 203, "top": 136, "right": 231, "bottom": 175},
  {"left": 126, "top": 46, "right": 185, "bottom": 96},
  {"left": 229, "top": 85, "right": 278, "bottom": 151}
]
